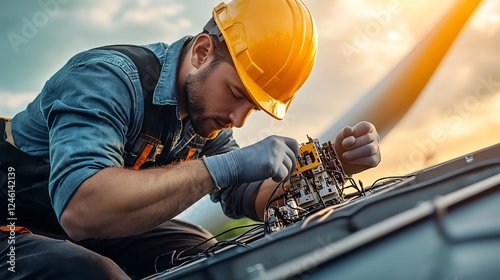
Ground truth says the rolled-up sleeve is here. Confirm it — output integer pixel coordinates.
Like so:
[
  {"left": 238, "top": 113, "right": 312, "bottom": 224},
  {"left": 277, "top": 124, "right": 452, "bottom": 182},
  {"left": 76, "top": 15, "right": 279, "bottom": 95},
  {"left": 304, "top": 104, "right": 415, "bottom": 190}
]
[
  {"left": 201, "top": 129, "right": 263, "bottom": 221},
  {"left": 41, "top": 53, "right": 142, "bottom": 220}
]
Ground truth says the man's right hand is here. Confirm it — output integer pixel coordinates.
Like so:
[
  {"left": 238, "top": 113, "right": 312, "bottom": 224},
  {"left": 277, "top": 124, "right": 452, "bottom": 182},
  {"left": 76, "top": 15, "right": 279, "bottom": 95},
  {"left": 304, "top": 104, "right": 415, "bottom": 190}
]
[{"left": 202, "top": 135, "right": 299, "bottom": 189}]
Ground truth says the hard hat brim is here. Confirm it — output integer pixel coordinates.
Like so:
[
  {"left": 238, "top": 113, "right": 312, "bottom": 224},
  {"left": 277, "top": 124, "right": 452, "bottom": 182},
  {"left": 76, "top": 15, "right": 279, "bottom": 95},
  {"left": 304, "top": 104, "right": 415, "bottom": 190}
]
[{"left": 232, "top": 62, "right": 289, "bottom": 120}]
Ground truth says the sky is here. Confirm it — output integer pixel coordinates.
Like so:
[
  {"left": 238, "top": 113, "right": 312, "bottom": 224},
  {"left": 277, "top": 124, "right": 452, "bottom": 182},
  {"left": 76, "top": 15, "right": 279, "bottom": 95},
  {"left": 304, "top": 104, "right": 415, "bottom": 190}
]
[{"left": 1, "top": 0, "right": 499, "bottom": 187}]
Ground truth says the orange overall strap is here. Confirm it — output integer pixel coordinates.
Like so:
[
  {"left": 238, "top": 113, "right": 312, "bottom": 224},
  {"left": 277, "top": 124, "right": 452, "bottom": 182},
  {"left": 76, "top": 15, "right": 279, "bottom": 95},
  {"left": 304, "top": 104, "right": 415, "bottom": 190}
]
[
  {"left": 185, "top": 148, "right": 197, "bottom": 161},
  {"left": 0, "top": 226, "right": 32, "bottom": 235},
  {"left": 132, "top": 143, "right": 154, "bottom": 170}
]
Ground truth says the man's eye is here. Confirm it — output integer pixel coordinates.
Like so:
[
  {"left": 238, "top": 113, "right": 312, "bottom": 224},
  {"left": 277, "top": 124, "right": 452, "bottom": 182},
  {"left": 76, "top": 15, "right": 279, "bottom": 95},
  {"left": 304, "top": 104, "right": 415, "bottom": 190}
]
[{"left": 230, "top": 87, "right": 241, "bottom": 100}]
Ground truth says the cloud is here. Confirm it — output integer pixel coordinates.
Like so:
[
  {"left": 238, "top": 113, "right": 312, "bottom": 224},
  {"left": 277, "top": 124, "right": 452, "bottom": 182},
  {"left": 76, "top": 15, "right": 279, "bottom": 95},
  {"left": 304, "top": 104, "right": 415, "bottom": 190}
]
[
  {"left": 86, "top": 0, "right": 121, "bottom": 27},
  {"left": 81, "top": 0, "right": 190, "bottom": 32},
  {"left": 470, "top": 0, "right": 500, "bottom": 35},
  {"left": 0, "top": 91, "right": 38, "bottom": 117},
  {"left": 0, "top": 0, "right": 213, "bottom": 96}
]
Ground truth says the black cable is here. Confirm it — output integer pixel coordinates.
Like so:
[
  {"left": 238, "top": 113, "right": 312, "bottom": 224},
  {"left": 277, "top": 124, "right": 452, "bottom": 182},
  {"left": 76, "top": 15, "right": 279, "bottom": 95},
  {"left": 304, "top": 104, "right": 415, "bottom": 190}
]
[
  {"left": 169, "top": 224, "right": 264, "bottom": 270},
  {"left": 345, "top": 177, "right": 361, "bottom": 195},
  {"left": 359, "top": 180, "right": 365, "bottom": 196},
  {"left": 266, "top": 181, "right": 285, "bottom": 209},
  {"left": 232, "top": 223, "right": 264, "bottom": 243},
  {"left": 171, "top": 224, "right": 263, "bottom": 269},
  {"left": 264, "top": 181, "right": 286, "bottom": 235},
  {"left": 281, "top": 181, "right": 291, "bottom": 193},
  {"left": 180, "top": 223, "right": 261, "bottom": 255},
  {"left": 339, "top": 180, "right": 345, "bottom": 198},
  {"left": 154, "top": 223, "right": 263, "bottom": 273},
  {"left": 203, "top": 239, "right": 251, "bottom": 254},
  {"left": 368, "top": 175, "right": 415, "bottom": 190}
]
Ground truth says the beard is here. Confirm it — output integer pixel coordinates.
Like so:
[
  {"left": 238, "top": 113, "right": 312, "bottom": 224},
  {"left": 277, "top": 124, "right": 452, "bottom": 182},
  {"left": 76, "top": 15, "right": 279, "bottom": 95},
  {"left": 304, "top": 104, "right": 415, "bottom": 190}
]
[{"left": 183, "top": 69, "right": 221, "bottom": 140}]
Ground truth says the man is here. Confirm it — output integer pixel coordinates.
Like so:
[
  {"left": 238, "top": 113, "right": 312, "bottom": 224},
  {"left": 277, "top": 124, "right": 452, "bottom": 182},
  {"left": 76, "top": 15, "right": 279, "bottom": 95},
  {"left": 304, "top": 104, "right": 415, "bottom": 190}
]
[{"left": 0, "top": 0, "right": 380, "bottom": 279}]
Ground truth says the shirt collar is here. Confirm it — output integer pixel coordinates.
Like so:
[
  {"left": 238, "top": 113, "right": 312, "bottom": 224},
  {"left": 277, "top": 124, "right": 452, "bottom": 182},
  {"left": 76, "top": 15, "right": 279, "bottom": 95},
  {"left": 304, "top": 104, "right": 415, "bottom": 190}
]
[{"left": 152, "top": 36, "right": 192, "bottom": 109}]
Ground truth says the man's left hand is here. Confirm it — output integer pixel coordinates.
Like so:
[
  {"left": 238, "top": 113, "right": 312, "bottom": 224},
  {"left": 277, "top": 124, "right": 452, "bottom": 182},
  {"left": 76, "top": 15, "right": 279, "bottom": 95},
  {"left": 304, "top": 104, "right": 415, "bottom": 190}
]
[{"left": 334, "top": 121, "right": 381, "bottom": 175}]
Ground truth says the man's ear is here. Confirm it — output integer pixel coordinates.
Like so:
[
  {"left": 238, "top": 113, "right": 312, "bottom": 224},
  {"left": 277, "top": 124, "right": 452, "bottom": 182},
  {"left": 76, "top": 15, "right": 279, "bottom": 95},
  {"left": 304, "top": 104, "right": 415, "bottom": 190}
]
[{"left": 190, "top": 34, "right": 214, "bottom": 69}]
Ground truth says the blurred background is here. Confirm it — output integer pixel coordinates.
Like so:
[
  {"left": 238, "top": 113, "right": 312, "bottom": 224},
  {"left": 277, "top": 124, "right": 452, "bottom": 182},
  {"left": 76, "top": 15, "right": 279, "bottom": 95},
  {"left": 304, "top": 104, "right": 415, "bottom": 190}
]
[{"left": 1, "top": 0, "right": 499, "bottom": 236}]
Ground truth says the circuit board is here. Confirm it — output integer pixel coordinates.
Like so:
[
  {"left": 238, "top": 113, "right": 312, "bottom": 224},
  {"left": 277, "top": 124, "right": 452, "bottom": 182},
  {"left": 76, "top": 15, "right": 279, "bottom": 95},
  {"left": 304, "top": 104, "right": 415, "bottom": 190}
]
[{"left": 266, "top": 136, "right": 352, "bottom": 233}]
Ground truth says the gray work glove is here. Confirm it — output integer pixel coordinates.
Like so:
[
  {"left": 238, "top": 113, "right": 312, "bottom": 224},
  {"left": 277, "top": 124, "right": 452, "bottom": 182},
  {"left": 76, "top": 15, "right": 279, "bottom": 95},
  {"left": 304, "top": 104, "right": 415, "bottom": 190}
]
[{"left": 202, "top": 135, "right": 299, "bottom": 189}]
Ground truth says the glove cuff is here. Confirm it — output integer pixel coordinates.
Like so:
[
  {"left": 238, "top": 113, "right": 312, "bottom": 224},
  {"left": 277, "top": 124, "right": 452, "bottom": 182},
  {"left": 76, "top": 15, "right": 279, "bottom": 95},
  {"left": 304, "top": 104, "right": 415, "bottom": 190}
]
[
  {"left": 201, "top": 151, "right": 241, "bottom": 190},
  {"left": 202, "top": 156, "right": 222, "bottom": 191}
]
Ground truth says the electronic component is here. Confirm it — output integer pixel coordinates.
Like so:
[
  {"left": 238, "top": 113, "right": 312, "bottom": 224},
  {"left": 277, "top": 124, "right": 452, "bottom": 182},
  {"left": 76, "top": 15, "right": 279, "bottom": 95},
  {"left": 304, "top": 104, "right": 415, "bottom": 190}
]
[{"left": 266, "top": 136, "right": 347, "bottom": 233}]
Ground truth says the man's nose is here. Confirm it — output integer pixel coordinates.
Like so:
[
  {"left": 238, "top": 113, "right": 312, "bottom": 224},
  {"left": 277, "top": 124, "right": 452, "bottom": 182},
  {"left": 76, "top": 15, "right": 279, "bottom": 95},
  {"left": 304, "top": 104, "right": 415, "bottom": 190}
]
[{"left": 229, "top": 104, "right": 254, "bottom": 128}]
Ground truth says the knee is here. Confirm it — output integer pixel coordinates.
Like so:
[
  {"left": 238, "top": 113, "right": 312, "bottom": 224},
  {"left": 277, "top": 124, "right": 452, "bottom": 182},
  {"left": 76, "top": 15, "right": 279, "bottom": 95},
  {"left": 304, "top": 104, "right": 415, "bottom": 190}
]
[
  {"left": 58, "top": 242, "right": 130, "bottom": 280},
  {"left": 11, "top": 236, "right": 130, "bottom": 280}
]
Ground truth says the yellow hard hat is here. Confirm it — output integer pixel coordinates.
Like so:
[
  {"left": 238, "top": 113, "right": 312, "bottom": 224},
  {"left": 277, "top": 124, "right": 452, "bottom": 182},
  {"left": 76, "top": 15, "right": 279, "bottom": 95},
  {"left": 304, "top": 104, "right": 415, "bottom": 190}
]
[{"left": 205, "top": 0, "right": 318, "bottom": 120}]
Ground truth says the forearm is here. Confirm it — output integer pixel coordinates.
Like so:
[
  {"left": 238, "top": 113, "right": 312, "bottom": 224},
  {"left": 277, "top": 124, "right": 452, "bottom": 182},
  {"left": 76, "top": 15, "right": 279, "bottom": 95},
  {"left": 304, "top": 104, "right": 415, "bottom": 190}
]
[
  {"left": 60, "top": 159, "right": 214, "bottom": 240},
  {"left": 254, "top": 179, "right": 291, "bottom": 221}
]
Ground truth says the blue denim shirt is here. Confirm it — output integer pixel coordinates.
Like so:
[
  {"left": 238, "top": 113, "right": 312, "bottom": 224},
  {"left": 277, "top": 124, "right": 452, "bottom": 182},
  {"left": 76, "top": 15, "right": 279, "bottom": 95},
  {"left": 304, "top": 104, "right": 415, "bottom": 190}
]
[{"left": 11, "top": 37, "right": 262, "bottom": 222}]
